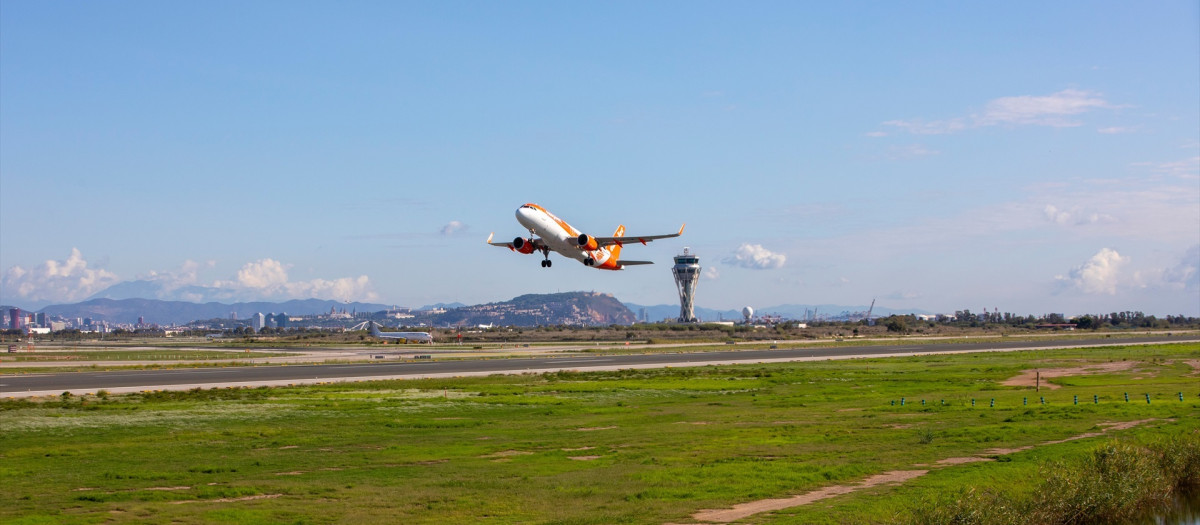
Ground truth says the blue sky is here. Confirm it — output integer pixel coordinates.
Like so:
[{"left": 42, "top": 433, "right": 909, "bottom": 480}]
[{"left": 2, "top": 2, "right": 1198, "bottom": 316}]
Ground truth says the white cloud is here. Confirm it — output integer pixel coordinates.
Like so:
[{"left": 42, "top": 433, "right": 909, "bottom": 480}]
[
  {"left": 440, "top": 221, "right": 468, "bottom": 236},
  {"left": 1042, "top": 204, "right": 1115, "bottom": 226},
  {"left": 880, "top": 89, "right": 1114, "bottom": 135},
  {"left": 3, "top": 252, "right": 382, "bottom": 305},
  {"left": 0, "top": 248, "right": 119, "bottom": 304},
  {"left": 724, "top": 244, "right": 786, "bottom": 269},
  {"left": 288, "top": 275, "right": 376, "bottom": 301},
  {"left": 1055, "top": 248, "right": 1128, "bottom": 295},
  {"left": 1163, "top": 245, "right": 1199, "bottom": 292},
  {"left": 138, "top": 260, "right": 216, "bottom": 291},
  {"left": 213, "top": 258, "right": 379, "bottom": 302},
  {"left": 1097, "top": 126, "right": 1135, "bottom": 134},
  {"left": 236, "top": 259, "right": 290, "bottom": 289},
  {"left": 976, "top": 89, "right": 1111, "bottom": 127},
  {"left": 881, "top": 117, "right": 968, "bottom": 135},
  {"left": 1132, "top": 156, "right": 1200, "bottom": 179},
  {"left": 703, "top": 267, "right": 720, "bottom": 280}
]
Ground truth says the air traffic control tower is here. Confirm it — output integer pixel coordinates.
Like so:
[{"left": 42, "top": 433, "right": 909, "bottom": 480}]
[{"left": 672, "top": 248, "right": 701, "bottom": 323}]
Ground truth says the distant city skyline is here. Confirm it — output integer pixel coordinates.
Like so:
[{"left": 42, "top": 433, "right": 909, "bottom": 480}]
[{"left": 2, "top": 2, "right": 1197, "bottom": 316}]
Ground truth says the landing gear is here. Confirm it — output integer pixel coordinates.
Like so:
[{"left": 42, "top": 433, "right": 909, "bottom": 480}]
[
  {"left": 540, "top": 247, "right": 552, "bottom": 268},
  {"left": 584, "top": 257, "right": 595, "bottom": 266}
]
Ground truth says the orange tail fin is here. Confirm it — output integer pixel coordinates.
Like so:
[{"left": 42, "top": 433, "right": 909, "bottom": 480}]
[{"left": 609, "top": 225, "right": 625, "bottom": 261}]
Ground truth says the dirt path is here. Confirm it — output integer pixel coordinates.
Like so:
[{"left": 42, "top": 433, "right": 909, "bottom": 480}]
[
  {"left": 1182, "top": 359, "right": 1200, "bottom": 375},
  {"left": 1002, "top": 361, "right": 1138, "bottom": 389},
  {"left": 688, "top": 470, "right": 927, "bottom": 523},
  {"left": 681, "top": 419, "right": 1157, "bottom": 524}
]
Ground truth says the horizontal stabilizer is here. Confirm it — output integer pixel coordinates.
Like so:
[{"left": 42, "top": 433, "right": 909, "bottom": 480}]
[{"left": 619, "top": 260, "right": 654, "bottom": 266}]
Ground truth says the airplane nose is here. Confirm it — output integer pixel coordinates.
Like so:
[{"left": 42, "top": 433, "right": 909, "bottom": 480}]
[
  {"left": 516, "top": 206, "right": 534, "bottom": 224},
  {"left": 515, "top": 207, "right": 529, "bottom": 229}
]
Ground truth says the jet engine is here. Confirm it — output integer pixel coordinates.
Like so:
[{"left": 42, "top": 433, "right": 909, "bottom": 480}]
[
  {"left": 512, "top": 237, "right": 536, "bottom": 254},
  {"left": 576, "top": 233, "right": 599, "bottom": 251}
]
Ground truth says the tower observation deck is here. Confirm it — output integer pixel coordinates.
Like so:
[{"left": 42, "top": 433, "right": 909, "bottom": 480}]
[{"left": 672, "top": 248, "right": 701, "bottom": 323}]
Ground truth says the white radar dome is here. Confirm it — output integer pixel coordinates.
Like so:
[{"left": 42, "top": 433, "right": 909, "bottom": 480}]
[{"left": 742, "top": 306, "right": 754, "bottom": 319}]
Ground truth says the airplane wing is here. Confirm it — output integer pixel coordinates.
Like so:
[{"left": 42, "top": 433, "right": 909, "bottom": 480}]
[
  {"left": 590, "top": 224, "right": 685, "bottom": 247},
  {"left": 618, "top": 260, "right": 654, "bottom": 266},
  {"left": 486, "top": 233, "right": 512, "bottom": 248},
  {"left": 486, "top": 233, "right": 546, "bottom": 251}
]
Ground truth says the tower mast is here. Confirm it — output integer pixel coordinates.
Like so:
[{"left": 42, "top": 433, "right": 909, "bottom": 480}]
[{"left": 672, "top": 248, "right": 701, "bottom": 323}]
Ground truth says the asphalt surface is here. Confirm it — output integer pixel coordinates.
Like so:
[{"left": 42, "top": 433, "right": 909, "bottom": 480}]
[{"left": 3, "top": 334, "right": 1197, "bottom": 396}]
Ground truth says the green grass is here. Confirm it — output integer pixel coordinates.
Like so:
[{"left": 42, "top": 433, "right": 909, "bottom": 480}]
[{"left": 1, "top": 343, "right": 1196, "bottom": 524}]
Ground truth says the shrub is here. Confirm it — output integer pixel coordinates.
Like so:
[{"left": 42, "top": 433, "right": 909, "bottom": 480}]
[
  {"left": 904, "top": 434, "right": 1199, "bottom": 525},
  {"left": 907, "top": 487, "right": 1026, "bottom": 525}
]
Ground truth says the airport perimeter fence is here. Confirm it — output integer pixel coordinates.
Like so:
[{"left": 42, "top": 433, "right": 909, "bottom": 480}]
[{"left": 889, "top": 391, "right": 1194, "bottom": 407}]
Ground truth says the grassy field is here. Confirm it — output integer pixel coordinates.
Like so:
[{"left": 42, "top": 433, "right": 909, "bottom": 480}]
[{"left": 1, "top": 343, "right": 1196, "bottom": 524}]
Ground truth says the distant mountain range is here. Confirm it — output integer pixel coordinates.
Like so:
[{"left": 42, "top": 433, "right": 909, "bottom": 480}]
[
  {"left": 6, "top": 280, "right": 930, "bottom": 327},
  {"left": 8, "top": 293, "right": 636, "bottom": 327},
  {"left": 34, "top": 298, "right": 392, "bottom": 325},
  {"left": 434, "top": 292, "right": 634, "bottom": 326}
]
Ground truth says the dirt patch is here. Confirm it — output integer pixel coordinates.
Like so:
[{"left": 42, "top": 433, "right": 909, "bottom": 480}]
[
  {"left": 576, "top": 426, "right": 617, "bottom": 431},
  {"left": 483, "top": 450, "right": 533, "bottom": 458},
  {"left": 675, "top": 421, "right": 711, "bottom": 425},
  {"left": 691, "top": 470, "right": 928, "bottom": 523},
  {"left": 171, "top": 494, "right": 282, "bottom": 505},
  {"left": 562, "top": 446, "right": 595, "bottom": 451},
  {"left": 144, "top": 486, "right": 191, "bottom": 491},
  {"left": 1181, "top": 360, "right": 1200, "bottom": 375},
  {"left": 887, "top": 424, "right": 913, "bottom": 429},
  {"left": 937, "top": 457, "right": 992, "bottom": 466},
  {"left": 568, "top": 455, "right": 602, "bottom": 461},
  {"left": 1002, "top": 361, "right": 1137, "bottom": 390},
  {"left": 278, "top": 445, "right": 299, "bottom": 449},
  {"left": 275, "top": 471, "right": 305, "bottom": 476},
  {"left": 682, "top": 419, "right": 1159, "bottom": 524},
  {"left": 984, "top": 446, "right": 1034, "bottom": 455}
]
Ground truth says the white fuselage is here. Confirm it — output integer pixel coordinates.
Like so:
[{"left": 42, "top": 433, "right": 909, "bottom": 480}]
[
  {"left": 516, "top": 205, "right": 613, "bottom": 267},
  {"left": 375, "top": 331, "right": 432, "bottom": 343}
]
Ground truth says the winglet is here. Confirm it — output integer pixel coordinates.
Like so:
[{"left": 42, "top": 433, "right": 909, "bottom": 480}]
[
  {"left": 678, "top": 223, "right": 686, "bottom": 235},
  {"left": 486, "top": 232, "right": 494, "bottom": 244}
]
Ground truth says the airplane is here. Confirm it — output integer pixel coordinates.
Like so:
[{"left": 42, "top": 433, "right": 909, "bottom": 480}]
[
  {"left": 368, "top": 321, "right": 433, "bottom": 343},
  {"left": 487, "top": 203, "right": 684, "bottom": 270}
]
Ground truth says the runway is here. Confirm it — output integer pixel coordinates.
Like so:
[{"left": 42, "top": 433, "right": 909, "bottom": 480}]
[{"left": 3, "top": 334, "right": 1196, "bottom": 397}]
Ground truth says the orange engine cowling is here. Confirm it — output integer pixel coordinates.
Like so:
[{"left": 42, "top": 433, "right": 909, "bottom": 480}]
[
  {"left": 576, "top": 234, "right": 599, "bottom": 251},
  {"left": 512, "top": 237, "right": 536, "bottom": 254}
]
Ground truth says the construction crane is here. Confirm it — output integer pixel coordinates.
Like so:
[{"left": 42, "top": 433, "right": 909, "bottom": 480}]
[{"left": 865, "top": 298, "right": 875, "bottom": 320}]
